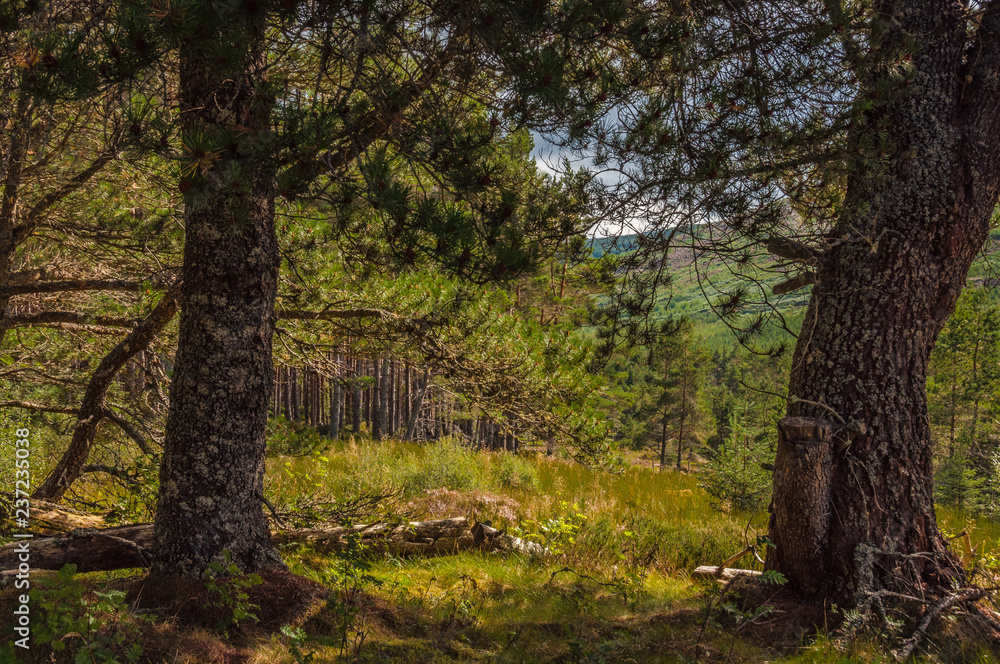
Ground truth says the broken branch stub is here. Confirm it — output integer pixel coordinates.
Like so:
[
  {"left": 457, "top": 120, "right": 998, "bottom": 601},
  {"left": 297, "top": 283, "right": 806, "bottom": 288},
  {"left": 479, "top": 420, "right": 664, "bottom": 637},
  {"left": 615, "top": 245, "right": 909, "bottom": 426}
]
[{"left": 768, "top": 416, "right": 834, "bottom": 597}]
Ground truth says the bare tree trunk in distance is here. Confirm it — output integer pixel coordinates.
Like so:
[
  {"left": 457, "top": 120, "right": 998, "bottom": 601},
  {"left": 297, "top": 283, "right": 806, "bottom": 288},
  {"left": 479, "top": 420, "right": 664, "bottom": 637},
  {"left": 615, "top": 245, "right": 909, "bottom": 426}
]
[
  {"left": 352, "top": 357, "right": 362, "bottom": 434},
  {"left": 675, "top": 365, "right": 689, "bottom": 472},
  {"left": 658, "top": 405, "right": 669, "bottom": 470},
  {"left": 380, "top": 358, "right": 391, "bottom": 438},
  {"left": 405, "top": 368, "right": 431, "bottom": 442},
  {"left": 330, "top": 354, "right": 341, "bottom": 439}
]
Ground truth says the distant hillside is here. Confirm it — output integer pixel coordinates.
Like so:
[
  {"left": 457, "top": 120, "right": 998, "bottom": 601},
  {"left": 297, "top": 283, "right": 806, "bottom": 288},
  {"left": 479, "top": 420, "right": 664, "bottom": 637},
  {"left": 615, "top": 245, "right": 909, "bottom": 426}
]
[
  {"left": 588, "top": 232, "right": 807, "bottom": 349},
  {"left": 588, "top": 235, "right": 639, "bottom": 258},
  {"left": 591, "top": 229, "right": 1000, "bottom": 350}
]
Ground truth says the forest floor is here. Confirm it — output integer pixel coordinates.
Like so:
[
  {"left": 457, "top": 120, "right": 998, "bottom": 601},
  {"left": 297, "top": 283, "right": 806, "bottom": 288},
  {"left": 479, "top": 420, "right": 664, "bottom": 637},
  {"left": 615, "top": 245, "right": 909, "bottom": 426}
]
[{"left": 4, "top": 438, "right": 1000, "bottom": 663}]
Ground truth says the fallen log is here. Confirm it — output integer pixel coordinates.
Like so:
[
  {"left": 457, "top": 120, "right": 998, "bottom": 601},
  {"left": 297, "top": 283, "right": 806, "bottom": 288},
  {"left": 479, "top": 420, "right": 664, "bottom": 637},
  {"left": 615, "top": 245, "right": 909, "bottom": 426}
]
[
  {"left": 690, "top": 566, "right": 763, "bottom": 582},
  {"left": 272, "top": 517, "right": 544, "bottom": 556},
  {"left": 1, "top": 517, "right": 543, "bottom": 579},
  {"left": 1, "top": 493, "right": 107, "bottom": 534},
  {"left": 1, "top": 524, "right": 154, "bottom": 575}
]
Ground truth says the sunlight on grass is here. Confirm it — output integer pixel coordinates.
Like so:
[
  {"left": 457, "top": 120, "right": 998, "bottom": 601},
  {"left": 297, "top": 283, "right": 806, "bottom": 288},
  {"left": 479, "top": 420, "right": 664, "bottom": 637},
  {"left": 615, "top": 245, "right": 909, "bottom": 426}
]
[
  {"left": 256, "top": 440, "right": 1000, "bottom": 662},
  {"left": 267, "top": 440, "right": 758, "bottom": 574}
]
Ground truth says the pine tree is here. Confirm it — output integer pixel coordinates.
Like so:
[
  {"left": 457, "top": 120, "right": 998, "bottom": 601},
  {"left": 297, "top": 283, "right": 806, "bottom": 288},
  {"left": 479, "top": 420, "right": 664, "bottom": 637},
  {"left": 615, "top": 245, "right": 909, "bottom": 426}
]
[
  {"left": 548, "top": 0, "right": 1000, "bottom": 603},
  {"left": 144, "top": 0, "right": 611, "bottom": 576}
]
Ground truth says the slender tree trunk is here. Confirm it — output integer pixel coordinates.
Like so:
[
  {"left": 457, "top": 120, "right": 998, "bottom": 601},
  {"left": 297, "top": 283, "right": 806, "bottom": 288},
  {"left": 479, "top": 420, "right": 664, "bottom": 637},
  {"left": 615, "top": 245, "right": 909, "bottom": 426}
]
[
  {"left": 311, "top": 371, "right": 318, "bottom": 427},
  {"left": 34, "top": 285, "right": 181, "bottom": 501},
  {"left": 404, "top": 364, "right": 412, "bottom": 425},
  {"left": 352, "top": 357, "right": 362, "bottom": 434},
  {"left": 330, "top": 355, "right": 342, "bottom": 439},
  {"left": 364, "top": 359, "right": 371, "bottom": 430},
  {"left": 558, "top": 237, "right": 569, "bottom": 299},
  {"left": 372, "top": 357, "right": 383, "bottom": 440},
  {"left": 301, "top": 370, "right": 308, "bottom": 424},
  {"left": 658, "top": 405, "right": 669, "bottom": 470},
  {"left": 405, "top": 369, "right": 430, "bottom": 442},
  {"left": 970, "top": 335, "right": 981, "bottom": 455},
  {"left": 271, "top": 368, "right": 277, "bottom": 418},
  {"left": 317, "top": 372, "right": 323, "bottom": 428},
  {"left": 382, "top": 360, "right": 394, "bottom": 438},
  {"left": 152, "top": 17, "right": 283, "bottom": 577},
  {"left": 676, "top": 368, "right": 689, "bottom": 471},
  {"left": 282, "top": 366, "right": 291, "bottom": 420},
  {"left": 949, "top": 374, "right": 957, "bottom": 458}
]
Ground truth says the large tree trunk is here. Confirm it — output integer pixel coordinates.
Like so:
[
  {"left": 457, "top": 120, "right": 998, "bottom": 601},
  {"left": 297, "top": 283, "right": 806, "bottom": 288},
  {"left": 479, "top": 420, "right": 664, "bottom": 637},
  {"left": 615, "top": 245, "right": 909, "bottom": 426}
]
[
  {"left": 767, "top": 2, "right": 1000, "bottom": 604},
  {"left": 151, "top": 15, "right": 283, "bottom": 577}
]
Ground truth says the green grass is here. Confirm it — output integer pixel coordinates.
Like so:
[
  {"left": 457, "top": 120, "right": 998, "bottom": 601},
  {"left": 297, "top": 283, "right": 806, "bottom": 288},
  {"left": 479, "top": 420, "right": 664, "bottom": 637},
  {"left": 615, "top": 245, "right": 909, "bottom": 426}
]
[
  {"left": 257, "top": 440, "right": 1000, "bottom": 663},
  {"left": 8, "top": 438, "right": 1000, "bottom": 663},
  {"left": 267, "top": 440, "right": 752, "bottom": 574}
]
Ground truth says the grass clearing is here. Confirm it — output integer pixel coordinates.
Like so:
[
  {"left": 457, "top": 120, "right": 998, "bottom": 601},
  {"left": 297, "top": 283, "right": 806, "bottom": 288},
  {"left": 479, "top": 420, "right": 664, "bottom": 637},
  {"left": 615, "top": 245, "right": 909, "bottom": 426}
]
[
  {"left": 256, "top": 440, "right": 1000, "bottom": 662},
  {"left": 6, "top": 438, "right": 1000, "bottom": 662}
]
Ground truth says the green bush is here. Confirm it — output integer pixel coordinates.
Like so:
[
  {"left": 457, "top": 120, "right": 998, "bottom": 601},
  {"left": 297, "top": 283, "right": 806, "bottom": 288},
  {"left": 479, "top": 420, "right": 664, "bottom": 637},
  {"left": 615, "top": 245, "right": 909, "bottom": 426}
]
[
  {"left": 267, "top": 416, "right": 332, "bottom": 457},
  {"left": 402, "top": 440, "right": 486, "bottom": 494},
  {"left": 333, "top": 443, "right": 417, "bottom": 497},
  {"left": 935, "top": 453, "right": 986, "bottom": 512},
  {"left": 490, "top": 452, "right": 541, "bottom": 491},
  {"left": 31, "top": 564, "right": 144, "bottom": 663}
]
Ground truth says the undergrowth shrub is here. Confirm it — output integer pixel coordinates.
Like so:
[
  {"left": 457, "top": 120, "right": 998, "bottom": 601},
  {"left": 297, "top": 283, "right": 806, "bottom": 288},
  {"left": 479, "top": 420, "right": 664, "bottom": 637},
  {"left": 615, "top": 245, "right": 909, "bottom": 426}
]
[
  {"left": 28, "top": 564, "right": 145, "bottom": 664},
  {"left": 403, "top": 440, "right": 486, "bottom": 493},
  {"left": 273, "top": 440, "right": 540, "bottom": 502},
  {"left": 492, "top": 452, "right": 541, "bottom": 491},
  {"left": 98, "top": 457, "right": 159, "bottom": 525},
  {"left": 935, "top": 453, "right": 985, "bottom": 512},
  {"left": 700, "top": 416, "right": 774, "bottom": 512},
  {"left": 333, "top": 443, "right": 417, "bottom": 497},
  {"left": 202, "top": 550, "right": 263, "bottom": 635},
  {"left": 267, "top": 416, "right": 332, "bottom": 457}
]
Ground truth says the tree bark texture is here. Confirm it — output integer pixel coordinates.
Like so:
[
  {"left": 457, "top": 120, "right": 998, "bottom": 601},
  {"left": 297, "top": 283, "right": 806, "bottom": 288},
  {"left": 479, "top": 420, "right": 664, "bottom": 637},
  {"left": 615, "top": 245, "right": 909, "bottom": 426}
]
[
  {"left": 152, "top": 17, "right": 282, "bottom": 577},
  {"left": 768, "top": 2, "right": 1000, "bottom": 603}
]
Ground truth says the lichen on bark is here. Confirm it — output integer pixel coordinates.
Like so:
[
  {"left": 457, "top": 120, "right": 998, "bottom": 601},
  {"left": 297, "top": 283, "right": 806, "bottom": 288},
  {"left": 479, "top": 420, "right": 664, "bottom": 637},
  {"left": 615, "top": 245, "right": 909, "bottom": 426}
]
[{"left": 151, "top": 11, "right": 284, "bottom": 578}]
